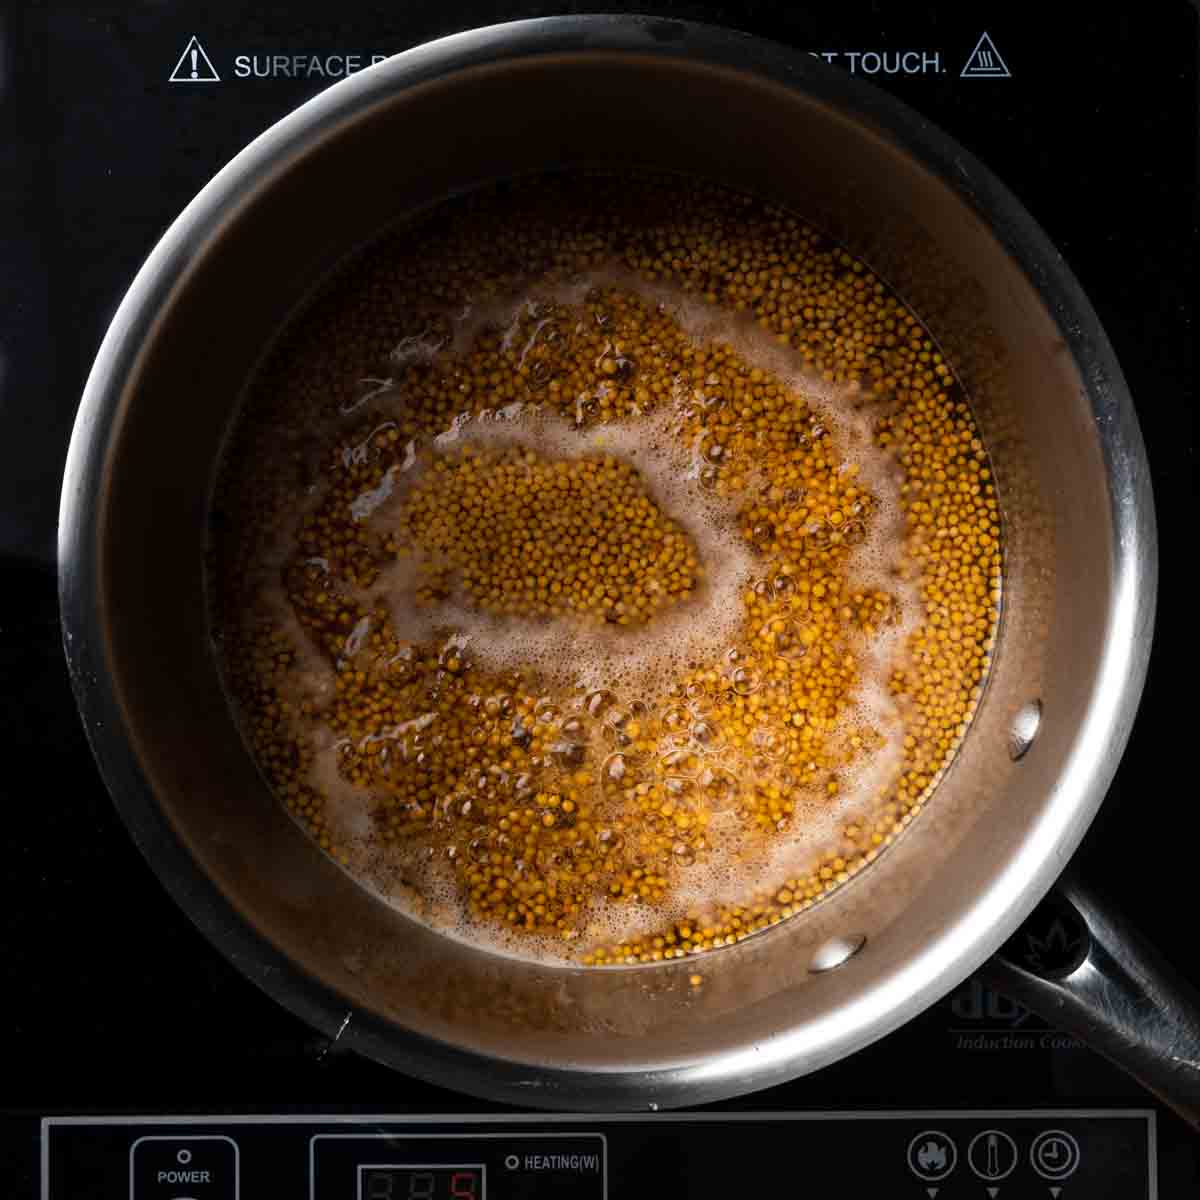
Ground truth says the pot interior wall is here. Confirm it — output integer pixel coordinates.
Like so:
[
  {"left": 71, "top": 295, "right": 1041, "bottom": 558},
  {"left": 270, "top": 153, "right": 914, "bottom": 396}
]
[{"left": 94, "top": 50, "right": 1121, "bottom": 1092}]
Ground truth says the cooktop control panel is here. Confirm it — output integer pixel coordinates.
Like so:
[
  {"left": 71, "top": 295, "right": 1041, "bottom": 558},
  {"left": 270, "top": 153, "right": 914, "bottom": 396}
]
[{"left": 42, "top": 1110, "right": 1154, "bottom": 1197}]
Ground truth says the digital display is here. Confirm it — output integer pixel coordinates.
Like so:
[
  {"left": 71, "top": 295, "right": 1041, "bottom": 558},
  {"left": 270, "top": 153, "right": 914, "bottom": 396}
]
[{"left": 361, "top": 1165, "right": 485, "bottom": 1200}]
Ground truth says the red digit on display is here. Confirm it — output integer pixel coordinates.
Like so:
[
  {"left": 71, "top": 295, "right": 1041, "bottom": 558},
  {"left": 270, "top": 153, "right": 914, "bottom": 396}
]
[{"left": 450, "top": 1170, "right": 478, "bottom": 1200}]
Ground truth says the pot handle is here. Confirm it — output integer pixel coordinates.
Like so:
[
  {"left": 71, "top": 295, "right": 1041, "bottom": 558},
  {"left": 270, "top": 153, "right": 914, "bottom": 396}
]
[{"left": 983, "top": 873, "right": 1200, "bottom": 1126}]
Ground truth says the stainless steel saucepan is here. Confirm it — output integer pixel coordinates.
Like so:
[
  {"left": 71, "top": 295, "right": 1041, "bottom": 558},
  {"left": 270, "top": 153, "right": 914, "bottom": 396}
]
[{"left": 59, "top": 16, "right": 1200, "bottom": 1119}]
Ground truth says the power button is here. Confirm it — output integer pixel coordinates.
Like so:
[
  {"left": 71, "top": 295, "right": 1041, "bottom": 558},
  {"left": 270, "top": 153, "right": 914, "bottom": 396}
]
[{"left": 130, "top": 1136, "right": 239, "bottom": 1198}]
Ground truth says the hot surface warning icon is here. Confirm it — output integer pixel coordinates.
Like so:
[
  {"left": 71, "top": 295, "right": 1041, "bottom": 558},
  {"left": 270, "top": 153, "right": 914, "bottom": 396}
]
[
  {"left": 961, "top": 32, "right": 1011, "bottom": 79},
  {"left": 169, "top": 36, "right": 220, "bottom": 83}
]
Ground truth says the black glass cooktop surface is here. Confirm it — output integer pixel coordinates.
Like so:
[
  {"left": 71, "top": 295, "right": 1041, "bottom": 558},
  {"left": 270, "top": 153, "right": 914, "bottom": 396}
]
[{"left": 2, "top": 3, "right": 1196, "bottom": 1196}]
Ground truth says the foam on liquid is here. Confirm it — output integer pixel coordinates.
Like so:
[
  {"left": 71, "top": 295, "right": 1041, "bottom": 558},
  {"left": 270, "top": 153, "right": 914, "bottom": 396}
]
[{"left": 251, "top": 271, "right": 923, "bottom": 965}]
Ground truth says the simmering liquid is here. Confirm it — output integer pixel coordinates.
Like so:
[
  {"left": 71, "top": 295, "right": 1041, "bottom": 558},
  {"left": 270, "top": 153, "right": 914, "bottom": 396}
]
[{"left": 209, "top": 172, "right": 1002, "bottom": 965}]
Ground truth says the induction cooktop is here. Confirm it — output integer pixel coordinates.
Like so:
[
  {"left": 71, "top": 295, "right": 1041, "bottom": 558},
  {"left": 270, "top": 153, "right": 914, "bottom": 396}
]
[{"left": 2, "top": 3, "right": 1196, "bottom": 1196}]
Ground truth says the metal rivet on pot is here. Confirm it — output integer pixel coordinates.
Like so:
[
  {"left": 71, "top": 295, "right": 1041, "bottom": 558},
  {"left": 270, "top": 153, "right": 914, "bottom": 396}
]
[
  {"left": 809, "top": 934, "right": 866, "bottom": 973},
  {"left": 1009, "top": 699, "right": 1043, "bottom": 761}
]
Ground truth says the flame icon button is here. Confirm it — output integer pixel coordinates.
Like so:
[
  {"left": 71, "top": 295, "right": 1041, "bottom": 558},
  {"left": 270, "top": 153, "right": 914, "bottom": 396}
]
[{"left": 906, "top": 1130, "right": 957, "bottom": 1182}]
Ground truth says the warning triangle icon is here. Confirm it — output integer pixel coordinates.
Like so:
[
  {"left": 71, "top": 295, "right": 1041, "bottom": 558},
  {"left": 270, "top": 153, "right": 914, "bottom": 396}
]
[
  {"left": 169, "top": 35, "right": 220, "bottom": 83},
  {"left": 961, "top": 32, "right": 1011, "bottom": 79}
]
